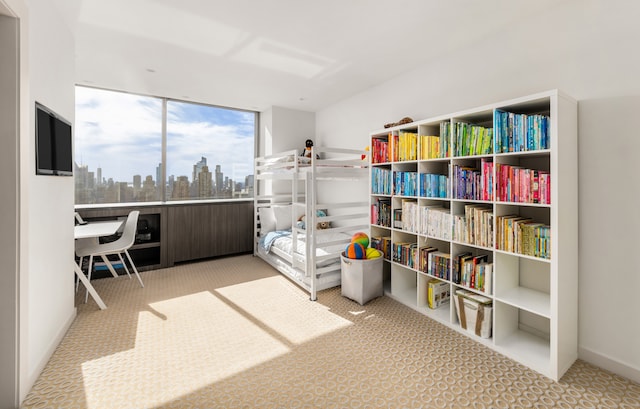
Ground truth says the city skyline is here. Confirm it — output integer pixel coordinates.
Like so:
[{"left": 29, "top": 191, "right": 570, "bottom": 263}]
[
  {"left": 74, "top": 86, "right": 256, "bottom": 189},
  {"left": 75, "top": 155, "right": 254, "bottom": 204}
]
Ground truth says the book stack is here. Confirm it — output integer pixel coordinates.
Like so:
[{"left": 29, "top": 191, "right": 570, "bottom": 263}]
[{"left": 427, "top": 279, "right": 450, "bottom": 309}]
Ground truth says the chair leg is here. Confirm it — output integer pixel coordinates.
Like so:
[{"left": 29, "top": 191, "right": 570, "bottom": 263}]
[
  {"left": 124, "top": 250, "right": 144, "bottom": 288},
  {"left": 76, "top": 256, "right": 84, "bottom": 292},
  {"left": 118, "top": 253, "right": 132, "bottom": 279},
  {"left": 100, "top": 255, "right": 119, "bottom": 278},
  {"left": 85, "top": 255, "right": 94, "bottom": 303}
]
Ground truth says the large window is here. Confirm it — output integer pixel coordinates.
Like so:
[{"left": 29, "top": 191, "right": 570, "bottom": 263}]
[{"left": 74, "top": 86, "right": 256, "bottom": 204}]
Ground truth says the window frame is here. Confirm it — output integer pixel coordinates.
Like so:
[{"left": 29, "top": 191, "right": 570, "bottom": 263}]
[{"left": 74, "top": 85, "right": 258, "bottom": 206}]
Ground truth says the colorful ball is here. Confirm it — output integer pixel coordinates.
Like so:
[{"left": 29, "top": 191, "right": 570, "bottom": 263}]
[
  {"left": 351, "top": 232, "right": 369, "bottom": 248},
  {"left": 366, "top": 247, "right": 382, "bottom": 259},
  {"left": 345, "top": 242, "right": 366, "bottom": 259}
]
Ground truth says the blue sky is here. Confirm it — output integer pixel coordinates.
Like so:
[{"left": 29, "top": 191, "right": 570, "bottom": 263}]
[{"left": 75, "top": 86, "right": 255, "bottom": 185}]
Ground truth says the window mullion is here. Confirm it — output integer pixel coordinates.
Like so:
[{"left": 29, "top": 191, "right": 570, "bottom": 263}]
[{"left": 161, "top": 98, "right": 167, "bottom": 202}]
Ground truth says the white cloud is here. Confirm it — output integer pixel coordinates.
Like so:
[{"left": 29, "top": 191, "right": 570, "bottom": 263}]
[{"left": 75, "top": 87, "right": 255, "bottom": 185}]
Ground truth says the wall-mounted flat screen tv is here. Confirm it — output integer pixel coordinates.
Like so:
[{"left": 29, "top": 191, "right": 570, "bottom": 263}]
[{"left": 35, "top": 102, "right": 73, "bottom": 176}]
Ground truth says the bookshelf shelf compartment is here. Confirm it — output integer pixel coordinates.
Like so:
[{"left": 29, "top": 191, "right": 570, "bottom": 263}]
[
  {"left": 494, "top": 301, "right": 551, "bottom": 375},
  {"left": 371, "top": 90, "right": 577, "bottom": 381},
  {"left": 496, "top": 287, "right": 550, "bottom": 318}
]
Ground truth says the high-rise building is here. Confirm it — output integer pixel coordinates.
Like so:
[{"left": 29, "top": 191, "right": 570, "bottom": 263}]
[
  {"left": 133, "top": 174, "right": 142, "bottom": 189},
  {"left": 197, "top": 165, "right": 213, "bottom": 198},
  {"left": 156, "top": 163, "right": 162, "bottom": 187},
  {"left": 96, "top": 167, "right": 102, "bottom": 186},
  {"left": 172, "top": 176, "right": 190, "bottom": 199},
  {"left": 193, "top": 157, "right": 207, "bottom": 185},
  {"left": 215, "top": 165, "right": 223, "bottom": 196},
  {"left": 142, "top": 175, "right": 157, "bottom": 201}
]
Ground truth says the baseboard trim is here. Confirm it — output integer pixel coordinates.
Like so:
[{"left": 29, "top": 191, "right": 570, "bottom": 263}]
[
  {"left": 22, "top": 308, "right": 77, "bottom": 403},
  {"left": 579, "top": 346, "right": 640, "bottom": 384}
]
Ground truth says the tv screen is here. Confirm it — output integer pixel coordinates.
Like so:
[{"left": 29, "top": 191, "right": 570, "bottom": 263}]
[{"left": 35, "top": 102, "right": 73, "bottom": 176}]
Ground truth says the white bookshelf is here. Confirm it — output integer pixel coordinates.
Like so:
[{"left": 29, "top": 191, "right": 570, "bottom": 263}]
[{"left": 369, "top": 90, "right": 577, "bottom": 381}]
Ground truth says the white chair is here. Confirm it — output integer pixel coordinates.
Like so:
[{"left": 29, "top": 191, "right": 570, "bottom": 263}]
[{"left": 75, "top": 210, "right": 145, "bottom": 301}]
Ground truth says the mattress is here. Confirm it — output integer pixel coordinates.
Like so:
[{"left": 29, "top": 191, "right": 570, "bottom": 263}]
[{"left": 257, "top": 231, "right": 350, "bottom": 290}]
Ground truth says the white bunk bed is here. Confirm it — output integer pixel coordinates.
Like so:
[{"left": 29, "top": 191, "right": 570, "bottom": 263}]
[{"left": 254, "top": 147, "right": 370, "bottom": 300}]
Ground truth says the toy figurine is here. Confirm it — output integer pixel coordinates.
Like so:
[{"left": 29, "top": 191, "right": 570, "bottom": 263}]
[{"left": 301, "top": 139, "right": 319, "bottom": 159}]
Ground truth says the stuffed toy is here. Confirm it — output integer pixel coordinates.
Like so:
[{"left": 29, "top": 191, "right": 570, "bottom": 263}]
[
  {"left": 301, "top": 139, "right": 319, "bottom": 159},
  {"left": 297, "top": 209, "right": 330, "bottom": 230},
  {"left": 383, "top": 116, "right": 414, "bottom": 129}
]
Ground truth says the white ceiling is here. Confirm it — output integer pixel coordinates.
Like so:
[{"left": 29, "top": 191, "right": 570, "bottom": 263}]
[{"left": 50, "top": 0, "right": 564, "bottom": 112}]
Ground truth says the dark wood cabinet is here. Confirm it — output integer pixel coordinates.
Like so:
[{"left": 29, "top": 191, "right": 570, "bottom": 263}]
[
  {"left": 166, "top": 201, "right": 253, "bottom": 264},
  {"left": 76, "top": 200, "right": 253, "bottom": 272}
]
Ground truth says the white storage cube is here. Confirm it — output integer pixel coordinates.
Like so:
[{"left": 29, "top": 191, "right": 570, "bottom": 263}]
[
  {"left": 340, "top": 253, "right": 383, "bottom": 305},
  {"left": 454, "top": 289, "right": 493, "bottom": 339}
]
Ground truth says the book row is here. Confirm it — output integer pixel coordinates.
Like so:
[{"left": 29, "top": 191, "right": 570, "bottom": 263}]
[
  {"left": 373, "top": 162, "right": 550, "bottom": 205},
  {"left": 419, "top": 247, "right": 451, "bottom": 280},
  {"left": 494, "top": 109, "right": 550, "bottom": 153},
  {"left": 452, "top": 205, "right": 494, "bottom": 248},
  {"left": 371, "top": 167, "right": 392, "bottom": 195},
  {"left": 496, "top": 215, "right": 551, "bottom": 259},
  {"left": 420, "top": 173, "right": 449, "bottom": 198},
  {"left": 453, "top": 160, "right": 494, "bottom": 201},
  {"left": 394, "top": 132, "right": 418, "bottom": 162},
  {"left": 371, "top": 236, "right": 392, "bottom": 260},
  {"left": 387, "top": 203, "right": 452, "bottom": 238},
  {"left": 453, "top": 252, "right": 493, "bottom": 294},
  {"left": 403, "top": 245, "right": 494, "bottom": 296},
  {"left": 371, "top": 109, "right": 550, "bottom": 162},
  {"left": 370, "top": 197, "right": 392, "bottom": 227},
  {"left": 496, "top": 163, "right": 551, "bottom": 204},
  {"left": 421, "top": 121, "right": 452, "bottom": 159},
  {"left": 393, "top": 171, "right": 418, "bottom": 196},
  {"left": 454, "top": 122, "right": 494, "bottom": 157},
  {"left": 371, "top": 137, "right": 390, "bottom": 164},
  {"left": 371, "top": 212, "right": 551, "bottom": 260},
  {"left": 392, "top": 242, "right": 418, "bottom": 268}
]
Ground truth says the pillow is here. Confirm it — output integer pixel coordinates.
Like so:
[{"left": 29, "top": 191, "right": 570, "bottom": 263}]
[
  {"left": 258, "top": 207, "right": 276, "bottom": 233},
  {"left": 273, "top": 205, "right": 293, "bottom": 231}
]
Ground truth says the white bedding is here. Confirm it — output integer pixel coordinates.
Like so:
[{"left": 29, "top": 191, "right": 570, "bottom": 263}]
[{"left": 262, "top": 231, "right": 350, "bottom": 268}]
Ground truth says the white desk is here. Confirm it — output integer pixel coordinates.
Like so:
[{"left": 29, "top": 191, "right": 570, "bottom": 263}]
[
  {"left": 75, "top": 220, "right": 123, "bottom": 239},
  {"left": 74, "top": 220, "right": 124, "bottom": 309}
]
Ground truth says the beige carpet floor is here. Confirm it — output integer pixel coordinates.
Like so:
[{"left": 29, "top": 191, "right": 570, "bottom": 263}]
[{"left": 22, "top": 254, "right": 640, "bottom": 409}]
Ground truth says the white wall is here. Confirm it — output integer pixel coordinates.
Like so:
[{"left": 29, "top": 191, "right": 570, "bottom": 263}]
[
  {"left": 260, "top": 106, "right": 315, "bottom": 157},
  {"left": 316, "top": 1, "right": 640, "bottom": 382},
  {"left": 259, "top": 106, "right": 315, "bottom": 196},
  {"left": 21, "top": 0, "right": 76, "bottom": 402}
]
